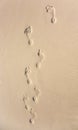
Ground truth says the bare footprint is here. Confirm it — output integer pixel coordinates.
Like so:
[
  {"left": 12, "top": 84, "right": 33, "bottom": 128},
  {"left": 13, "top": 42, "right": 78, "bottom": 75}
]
[
  {"left": 29, "top": 108, "right": 37, "bottom": 124},
  {"left": 34, "top": 86, "right": 41, "bottom": 97},
  {"left": 23, "top": 95, "right": 30, "bottom": 111},
  {"left": 32, "top": 86, "right": 41, "bottom": 104},
  {"left": 36, "top": 49, "right": 45, "bottom": 69},
  {"left": 24, "top": 26, "right": 32, "bottom": 36},
  {"left": 25, "top": 66, "right": 31, "bottom": 77},
  {"left": 37, "top": 49, "right": 45, "bottom": 60},
  {"left": 24, "top": 67, "right": 32, "bottom": 85},
  {"left": 23, "top": 95, "right": 29, "bottom": 103},
  {"left": 45, "top": 5, "right": 57, "bottom": 24},
  {"left": 51, "top": 6, "right": 57, "bottom": 24},
  {"left": 30, "top": 108, "right": 37, "bottom": 117},
  {"left": 24, "top": 26, "right": 34, "bottom": 46}
]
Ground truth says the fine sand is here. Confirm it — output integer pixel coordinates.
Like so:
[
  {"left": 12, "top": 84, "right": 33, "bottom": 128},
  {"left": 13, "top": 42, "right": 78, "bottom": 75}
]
[{"left": 0, "top": 0, "right": 78, "bottom": 130}]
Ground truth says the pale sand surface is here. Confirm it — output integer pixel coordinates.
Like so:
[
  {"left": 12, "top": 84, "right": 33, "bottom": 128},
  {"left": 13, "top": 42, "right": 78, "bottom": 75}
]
[{"left": 0, "top": 0, "right": 78, "bottom": 130}]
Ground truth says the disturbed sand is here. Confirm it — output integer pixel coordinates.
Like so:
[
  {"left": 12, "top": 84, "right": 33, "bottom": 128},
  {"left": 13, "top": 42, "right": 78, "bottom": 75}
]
[{"left": 0, "top": 0, "right": 78, "bottom": 130}]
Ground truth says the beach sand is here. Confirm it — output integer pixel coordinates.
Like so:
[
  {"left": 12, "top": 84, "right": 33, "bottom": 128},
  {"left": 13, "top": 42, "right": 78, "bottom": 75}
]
[{"left": 0, "top": 0, "right": 78, "bottom": 130}]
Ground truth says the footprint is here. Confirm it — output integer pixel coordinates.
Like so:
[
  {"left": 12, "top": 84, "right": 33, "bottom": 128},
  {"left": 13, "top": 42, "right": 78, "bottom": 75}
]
[
  {"left": 29, "top": 108, "right": 37, "bottom": 124},
  {"left": 24, "top": 26, "right": 34, "bottom": 46},
  {"left": 36, "top": 49, "right": 45, "bottom": 69},
  {"left": 32, "top": 86, "right": 41, "bottom": 104},
  {"left": 23, "top": 95, "right": 30, "bottom": 111},
  {"left": 34, "top": 86, "right": 41, "bottom": 97},
  {"left": 45, "top": 5, "right": 57, "bottom": 24},
  {"left": 25, "top": 66, "right": 31, "bottom": 77},
  {"left": 51, "top": 6, "right": 57, "bottom": 24},
  {"left": 24, "top": 26, "right": 32, "bottom": 36},
  {"left": 23, "top": 95, "right": 29, "bottom": 102},
  {"left": 37, "top": 49, "right": 45, "bottom": 59},
  {"left": 23, "top": 95, "right": 29, "bottom": 104},
  {"left": 24, "top": 67, "right": 32, "bottom": 85},
  {"left": 30, "top": 108, "right": 37, "bottom": 118}
]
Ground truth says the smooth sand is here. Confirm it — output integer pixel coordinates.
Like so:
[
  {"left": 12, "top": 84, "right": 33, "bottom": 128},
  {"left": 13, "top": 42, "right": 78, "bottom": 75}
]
[{"left": 0, "top": 0, "right": 78, "bottom": 130}]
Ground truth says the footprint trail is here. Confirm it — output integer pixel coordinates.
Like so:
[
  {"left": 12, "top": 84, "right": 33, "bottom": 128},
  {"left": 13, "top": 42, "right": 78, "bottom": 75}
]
[{"left": 23, "top": 19, "right": 47, "bottom": 124}]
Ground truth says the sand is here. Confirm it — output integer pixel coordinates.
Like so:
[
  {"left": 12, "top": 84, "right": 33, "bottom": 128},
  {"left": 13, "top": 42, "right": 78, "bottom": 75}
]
[{"left": 0, "top": 0, "right": 78, "bottom": 130}]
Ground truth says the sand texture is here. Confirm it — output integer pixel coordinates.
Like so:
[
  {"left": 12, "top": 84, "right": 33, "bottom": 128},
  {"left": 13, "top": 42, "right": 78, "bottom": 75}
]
[{"left": 0, "top": 0, "right": 78, "bottom": 130}]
